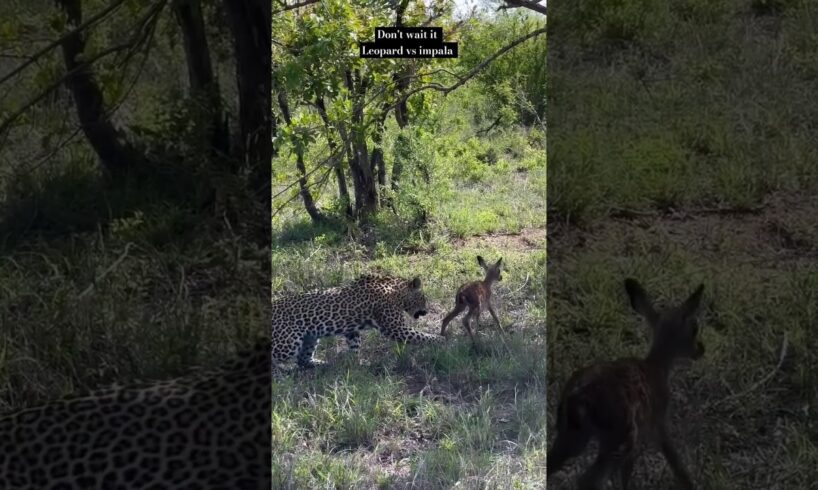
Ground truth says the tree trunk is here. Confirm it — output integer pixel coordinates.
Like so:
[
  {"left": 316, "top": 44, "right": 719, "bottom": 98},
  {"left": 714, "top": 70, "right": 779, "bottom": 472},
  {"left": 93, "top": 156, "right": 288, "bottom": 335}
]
[
  {"left": 271, "top": 63, "right": 278, "bottom": 159},
  {"left": 391, "top": 63, "right": 414, "bottom": 191},
  {"left": 222, "top": 0, "right": 270, "bottom": 198},
  {"left": 370, "top": 111, "right": 388, "bottom": 194},
  {"left": 344, "top": 71, "right": 378, "bottom": 218},
  {"left": 391, "top": 132, "right": 406, "bottom": 192},
  {"left": 277, "top": 91, "right": 322, "bottom": 223},
  {"left": 348, "top": 136, "right": 377, "bottom": 217},
  {"left": 334, "top": 164, "right": 352, "bottom": 217},
  {"left": 55, "top": 0, "right": 143, "bottom": 181},
  {"left": 371, "top": 146, "right": 385, "bottom": 187},
  {"left": 315, "top": 97, "right": 352, "bottom": 218},
  {"left": 173, "top": 0, "right": 228, "bottom": 156}
]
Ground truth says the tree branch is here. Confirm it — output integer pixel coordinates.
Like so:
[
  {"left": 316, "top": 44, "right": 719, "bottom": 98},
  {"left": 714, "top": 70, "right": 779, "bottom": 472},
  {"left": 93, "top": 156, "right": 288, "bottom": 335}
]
[
  {"left": 272, "top": 144, "right": 342, "bottom": 200},
  {"left": 392, "top": 26, "right": 546, "bottom": 108},
  {"left": 498, "top": 0, "right": 547, "bottom": 16},
  {"left": 272, "top": 165, "right": 334, "bottom": 221},
  {"left": 272, "top": 0, "right": 319, "bottom": 15},
  {"left": 0, "top": 2, "right": 166, "bottom": 138},
  {"left": 354, "top": 26, "right": 545, "bottom": 128},
  {"left": 0, "top": 42, "right": 137, "bottom": 137},
  {"left": 476, "top": 113, "right": 505, "bottom": 135},
  {"left": 0, "top": 0, "right": 129, "bottom": 87}
]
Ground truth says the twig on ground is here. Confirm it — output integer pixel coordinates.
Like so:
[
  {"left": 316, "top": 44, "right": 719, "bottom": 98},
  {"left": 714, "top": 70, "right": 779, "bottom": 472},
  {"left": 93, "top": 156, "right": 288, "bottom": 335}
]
[
  {"left": 78, "top": 243, "right": 135, "bottom": 299},
  {"left": 511, "top": 273, "right": 530, "bottom": 294},
  {"left": 704, "top": 333, "right": 788, "bottom": 410},
  {"left": 608, "top": 204, "right": 766, "bottom": 220}
]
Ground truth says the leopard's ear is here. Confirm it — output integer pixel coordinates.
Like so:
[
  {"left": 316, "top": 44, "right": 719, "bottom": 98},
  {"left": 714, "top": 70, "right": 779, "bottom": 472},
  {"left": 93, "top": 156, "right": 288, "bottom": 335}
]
[{"left": 410, "top": 277, "right": 422, "bottom": 289}]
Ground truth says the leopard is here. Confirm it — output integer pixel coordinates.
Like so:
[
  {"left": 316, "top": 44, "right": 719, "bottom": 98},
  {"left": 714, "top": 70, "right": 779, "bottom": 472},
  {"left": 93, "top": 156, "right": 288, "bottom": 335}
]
[
  {"left": 0, "top": 339, "right": 270, "bottom": 490},
  {"left": 271, "top": 274, "right": 443, "bottom": 368}
]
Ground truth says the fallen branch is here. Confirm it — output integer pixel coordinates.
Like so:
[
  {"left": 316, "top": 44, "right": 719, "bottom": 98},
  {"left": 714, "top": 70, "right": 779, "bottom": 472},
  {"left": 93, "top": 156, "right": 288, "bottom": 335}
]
[
  {"left": 78, "top": 243, "right": 135, "bottom": 299},
  {"left": 608, "top": 204, "right": 766, "bottom": 220},
  {"left": 704, "top": 333, "right": 789, "bottom": 411},
  {"left": 511, "top": 272, "right": 531, "bottom": 294}
]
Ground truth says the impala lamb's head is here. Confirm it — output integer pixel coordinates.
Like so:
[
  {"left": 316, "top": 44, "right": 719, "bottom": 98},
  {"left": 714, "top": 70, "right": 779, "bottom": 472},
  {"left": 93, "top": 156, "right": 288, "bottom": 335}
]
[
  {"left": 625, "top": 278, "right": 705, "bottom": 362},
  {"left": 477, "top": 255, "right": 503, "bottom": 283}
]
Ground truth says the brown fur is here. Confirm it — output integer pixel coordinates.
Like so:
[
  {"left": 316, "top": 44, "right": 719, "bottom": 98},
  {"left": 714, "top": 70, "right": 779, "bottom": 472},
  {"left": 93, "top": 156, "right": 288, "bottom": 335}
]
[
  {"left": 440, "top": 256, "right": 504, "bottom": 342},
  {"left": 547, "top": 278, "right": 705, "bottom": 490}
]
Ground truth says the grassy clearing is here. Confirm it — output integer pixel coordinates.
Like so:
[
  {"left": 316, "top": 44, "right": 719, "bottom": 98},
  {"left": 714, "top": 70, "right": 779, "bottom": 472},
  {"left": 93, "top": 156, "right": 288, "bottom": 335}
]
[
  {"left": 547, "top": 204, "right": 818, "bottom": 488},
  {"left": 549, "top": 0, "right": 818, "bottom": 224},
  {"left": 0, "top": 3, "right": 268, "bottom": 414},
  {"left": 0, "top": 225, "right": 268, "bottom": 412},
  {"left": 272, "top": 124, "right": 546, "bottom": 487},
  {"left": 547, "top": 0, "right": 818, "bottom": 488}
]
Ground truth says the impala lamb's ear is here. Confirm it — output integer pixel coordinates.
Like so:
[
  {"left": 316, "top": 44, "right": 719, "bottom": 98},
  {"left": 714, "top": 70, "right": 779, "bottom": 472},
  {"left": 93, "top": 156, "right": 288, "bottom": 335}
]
[
  {"left": 496, "top": 257, "right": 503, "bottom": 267},
  {"left": 477, "top": 255, "right": 487, "bottom": 268},
  {"left": 410, "top": 277, "right": 422, "bottom": 289},
  {"left": 681, "top": 284, "right": 705, "bottom": 317},
  {"left": 624, "top": 278, "right": 658, "bottom": 322}
]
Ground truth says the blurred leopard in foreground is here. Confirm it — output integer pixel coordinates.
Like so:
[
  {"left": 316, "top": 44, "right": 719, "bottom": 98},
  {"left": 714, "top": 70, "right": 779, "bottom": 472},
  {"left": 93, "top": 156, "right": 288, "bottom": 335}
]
[{"left": 0, "top": 339, "right": 270, "bottom": 489}]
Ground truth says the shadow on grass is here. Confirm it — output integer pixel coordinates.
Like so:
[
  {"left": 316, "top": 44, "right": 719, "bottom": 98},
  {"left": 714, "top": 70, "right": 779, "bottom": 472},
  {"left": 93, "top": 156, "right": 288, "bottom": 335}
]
[
  {"left": 273, "top": 207, "right": 432, "bottom": 256},
  {"left": 273, "top": 216, "right": 346, "bottom": 246}
]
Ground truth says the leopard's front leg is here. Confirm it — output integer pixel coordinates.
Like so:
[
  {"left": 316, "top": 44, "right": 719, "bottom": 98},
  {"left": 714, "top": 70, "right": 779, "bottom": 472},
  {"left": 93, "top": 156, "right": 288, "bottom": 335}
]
[
  {"left": 376, "top": 307, "right": 444, "bottom": 344},
  {"left": 296, "top": 334, "right": 323, "bottom": 368},
  {"left": 345, "top": 331, "right": 361, "bottom": 352}
]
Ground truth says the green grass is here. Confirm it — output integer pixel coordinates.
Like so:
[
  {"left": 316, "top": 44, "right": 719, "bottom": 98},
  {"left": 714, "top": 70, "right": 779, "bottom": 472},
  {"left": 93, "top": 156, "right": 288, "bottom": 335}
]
[
  {"left": 0, "top": 226, "right": 268, "bottom": 412},
  {"left": 549, "top": 0, "right": 818, "bottom": 225},
  {"left": 547, "top": 213, "right": 818, "bottom": 487},
  {"left": 271, "top": 28, "right": 547, "bottom": 480},
  {"left": 272, "top": 117, "right": 547, "bottom": 487},
  {"left": 548, "top": 0, "right": 818, "bottom": 487}
]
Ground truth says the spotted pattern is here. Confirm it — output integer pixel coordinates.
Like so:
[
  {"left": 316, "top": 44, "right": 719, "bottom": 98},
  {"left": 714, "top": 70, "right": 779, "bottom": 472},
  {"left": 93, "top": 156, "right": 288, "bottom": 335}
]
[
  {"left": 271, "top": 274, "right": 441, "bottom": 367},
  {"left": 0, "top": 340, "right": 270, "bottom": 489}
]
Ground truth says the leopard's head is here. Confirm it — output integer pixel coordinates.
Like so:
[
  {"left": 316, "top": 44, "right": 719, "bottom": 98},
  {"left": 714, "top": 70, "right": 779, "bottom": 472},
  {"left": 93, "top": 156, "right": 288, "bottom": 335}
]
[{"left": 401, "top": 277, "right": 428, "bottom": 319}]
